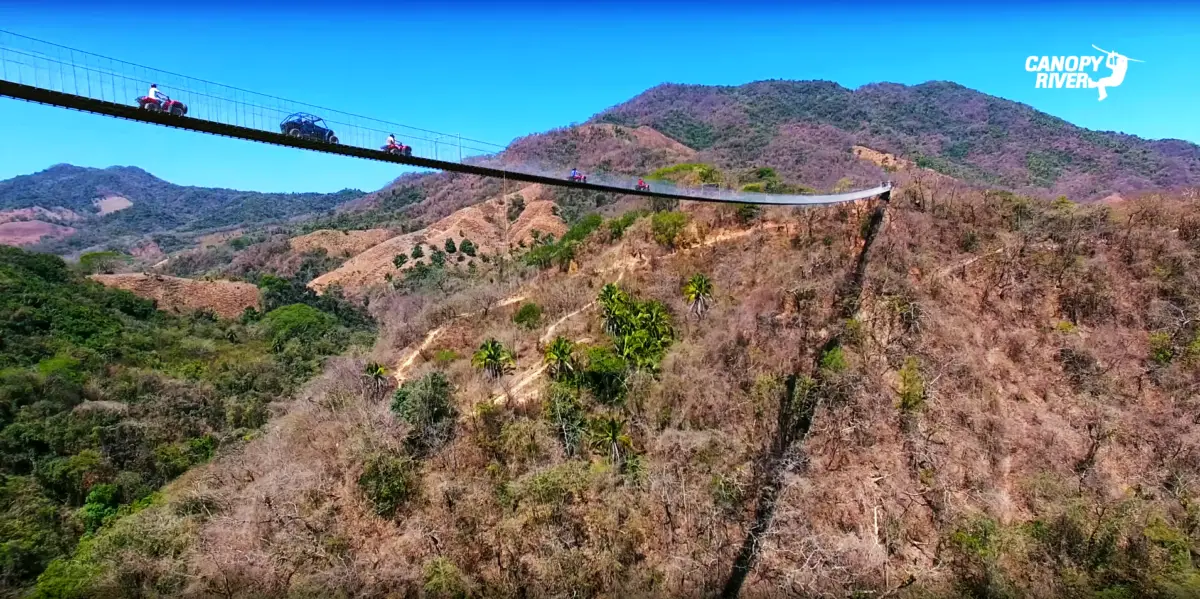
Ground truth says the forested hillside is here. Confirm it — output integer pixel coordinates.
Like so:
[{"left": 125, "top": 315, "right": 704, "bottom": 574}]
[{"left": 0, "top": 247, "right": 374, "bottom": 594}]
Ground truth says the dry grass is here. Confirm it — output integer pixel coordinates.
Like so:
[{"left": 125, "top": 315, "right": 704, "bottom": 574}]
[
  {"left": 79, "top": 186, "right": 1200, "bottom": 598},
  {"left": 90, "top": 273, "right": 260, "bottom": 318}
]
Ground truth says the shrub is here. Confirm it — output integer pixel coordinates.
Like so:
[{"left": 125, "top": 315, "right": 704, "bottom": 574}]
[
  {"left": 607, "top": 210, "right": 646, "bottom": 239},
  {"left": 581, "top": 346, "right": 627, "bottom": 405},
  {"left": 1149, "top": 331, "right": 1174, "bottom": 366},
  {"left": 459, "top": 239, "right": 476, "bottom": 256},
  {"left": 506, "top": 194, "right": 526, "bottom": 222},
  {"left": 898, "top": 357, "right": 925, "bottom": 412},
  {"left": 432, "top": 349, "right": 460, "bottom": 366},
  {"left": 735, "top": 203, "right": 761, "bottom": 224},
  {"left": 960, "top": 230, "right": 980, "bottom": 252},
  {"left": 651, "top": 211, "right": 689, "bottom": 248},
  {"left": 544, "top": 383, "right": 586, "bottom": 455},
  {"left": 410, "top": 244, "right": 424, "bottom": 259},
  {"left": 423, "top": 557, "right": 470, "bottom": 599},
  {"left": 391, "top": 371, "right": 457, "bottom": 453},
  {"left": 512, "top": 303, "right": 542, "bottom": 330},
  {"left": 358, "top": 451, "right": 420, "bottom": 518},
  {"left": 444, "top": 238, "right": 457, "bottom": 254},
  {"left": 819, "top": 345, "right": 848, "bottom": 374},
  {"left": 430, "top": 249, "right": 447, "bottom": 268},
  {"left": 392, "top": 254, "right": 408, "bottom": 269}
]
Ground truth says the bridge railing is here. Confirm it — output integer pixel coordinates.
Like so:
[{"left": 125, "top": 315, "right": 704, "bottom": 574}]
[
  {"left": 0, "top": 29, "right": 506, "bottom": 165},
  {"left": 0, "top": 29, "right": 891, "bottom": 207}
]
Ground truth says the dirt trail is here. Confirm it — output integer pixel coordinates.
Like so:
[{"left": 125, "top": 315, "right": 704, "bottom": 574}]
[
  {"left": 394, "top": 221, "right": 781, "bottom": 388},
  {"left": 492, "top": 336, "right": 594, "bottom": 406},
  {"left": 393, "top": 294, "right": 526, "bottom": 384}
]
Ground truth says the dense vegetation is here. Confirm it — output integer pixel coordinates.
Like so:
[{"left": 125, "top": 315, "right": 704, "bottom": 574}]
[{"left": 0, "top": 246, "right": 372, "bottom": 593}]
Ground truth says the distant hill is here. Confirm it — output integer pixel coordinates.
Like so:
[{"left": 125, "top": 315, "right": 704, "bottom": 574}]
[
  {"left": 0, "top": 164, "right": 363, "bottom": 253},
  {"left": 590, "top": 80, "right": 1200, "bottom": 201}
]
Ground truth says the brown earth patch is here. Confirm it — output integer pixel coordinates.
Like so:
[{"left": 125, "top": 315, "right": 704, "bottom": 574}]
[
  {"left": 0, "top": 206, "right": 82, "bottom": 225},
  {"left": 852, "top": 145, "right": 911, "bottom": 170},
  {"left": 93, "top": 195, "right": 133, "bottom": 215},
  {"left": 129, "top": 240, "right": 166, "bottom": 261},
  {"left": 289, "top": 228, "right": 395, "bottom": 258},
  {"left": 90, "top": 273, "right": 260, "bottom": 319},
  {"left": 0, "top": 220, "right": 77, "bottom": 246}
]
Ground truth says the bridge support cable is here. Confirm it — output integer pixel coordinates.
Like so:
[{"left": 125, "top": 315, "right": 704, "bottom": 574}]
[{"left": 0, "top": 29, "right": 891, "bottom": 206}]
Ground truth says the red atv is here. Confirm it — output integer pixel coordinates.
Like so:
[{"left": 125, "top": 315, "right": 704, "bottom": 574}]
[
  {"left": 635, "top": 179, "right": 650, "bottom": 192},
  {"left": 136, "top": 95, "right": 187, "bottom": 116},
  {"left": 382, "top": 140, "right": 413, "bottom": 156},
  {"left": 568, "top": 172, "right": 587, "bottom": 183}
]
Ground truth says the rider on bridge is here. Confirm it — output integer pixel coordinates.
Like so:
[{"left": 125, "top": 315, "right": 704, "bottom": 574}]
[
  {"left": 387, "top": 133, "right": 399, "bottom": 148},
  {"left": 570, "top": 168, "right": 579, "bottom": 179},
  {"left": 147, "top": 84, "right": 167, "bottom": 105}
]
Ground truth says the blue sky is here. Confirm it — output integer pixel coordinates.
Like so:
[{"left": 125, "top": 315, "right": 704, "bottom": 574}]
[{"left": 0, "top": 0, "right": 1196, "bottom": 193}]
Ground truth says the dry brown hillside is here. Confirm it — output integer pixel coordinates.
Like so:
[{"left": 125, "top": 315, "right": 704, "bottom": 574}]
[
  {"left": 309, "top": 184, "right": 566, "bottom": 294},
  {"left": 90, "top": 273, "right": 260, "bottom": 318},
  {"left": 56, "top": 183, "right": 1200, "bottom": 599},
  {"left": 289, "top": 228, "right": 395, "bottom": 258}
]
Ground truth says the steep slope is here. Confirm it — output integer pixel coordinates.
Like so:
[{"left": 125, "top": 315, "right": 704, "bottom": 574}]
[
  {"left": 288, "top": 228, "right": 395, "bottom": 258},
  {"left": 309, "top": 184, "right": 566, "bottom": 294},
  {"left": 46, "top": 186, "right": 1200, "bottom": 598},
  {"left": 592, "top": 80, "right": 1200, "bottom": 200},
  {"left": 90, "top": 273, "right": 261, "bottom": 318},
  {"left": 0, "top": 164, "right": 364, "bottom": 253}
]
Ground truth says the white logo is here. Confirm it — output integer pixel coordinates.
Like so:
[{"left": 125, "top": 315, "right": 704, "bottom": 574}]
[{"left": 1025, "top": 45, "right": 1143, "bottom": 101}]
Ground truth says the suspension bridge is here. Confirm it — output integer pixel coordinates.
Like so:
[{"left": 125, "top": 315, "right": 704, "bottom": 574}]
[{"left": 0, "top": 30, "right": 891, "bottom": 206}]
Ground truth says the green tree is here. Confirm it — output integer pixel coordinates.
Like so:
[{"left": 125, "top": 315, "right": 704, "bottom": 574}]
[
  {"left": 431, "top": 249, "right": 447, "bottom": 268},
  {"left": 459, "top": 239, "right": 476, "bottom": 257},
  {"left": 543, "top": 336, "right": 577, "bottom": 382},
  {"left": 472, "top": 339, "right": 515, "bottom": 380},
  {"left": 358, "top": 451, "right": 419, "bottom": 518},
  {"left": 735, "top": 204, "right": 761, "bottom": 224},
  {"left": 512, "top": 303, "right": 542, "bottom": 330},
  {"left": 393, "top": 254, "right": 408, "bottom": 269},
  {"left": 651, "top": 211, "right": 689, "bottom": 248},
  {"left": 77, "top": 251, "right": 128, "bottom": 275},
  {"left": 411, "top": 244, "right": 424, "bottom": 259},
  {"left": 260, "top": 304, "right": 334, "bottom": 349},
  {"left": 391, "top": 371, "right": 457, "bottom": 452},
  {"left": 444, "top": 238, "right": 457, "bottom": 254},
  {"left": 682, "top": 273, "right": 714, "bottom": 319}
]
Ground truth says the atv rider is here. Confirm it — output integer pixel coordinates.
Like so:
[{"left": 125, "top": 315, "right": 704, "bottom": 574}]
[
  {"left": 637, "top": 177, "right": 648, "bottom": 189},
  {"left": 387, "top": 133, "right": 400, "bottom": 149},
  {"left": 570, "top": 168, "right": 579, "bottom": 180},
  {"left": 147, "top": 83, "right": 167, "bottom": 106}
]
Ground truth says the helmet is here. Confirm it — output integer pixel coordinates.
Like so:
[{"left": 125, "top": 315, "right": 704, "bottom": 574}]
[{"left": 150, "top": 83, "right": 157, "bottom": 87}]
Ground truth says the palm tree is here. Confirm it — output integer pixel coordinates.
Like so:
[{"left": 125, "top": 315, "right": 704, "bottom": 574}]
[
  {"left": 363, "top": 362, "right": 389, "bottom": 394},
  {"left": 472, "top": 338, "right": 515, "bottom": 380},
  {"left": 589, "top": 415, "right": 633, "bottom": 466},
  {"left": 543, "top": 336, "right": 577, "bottom": 382},
  {"left": 682, "top": 273, "right": 714, "bottom": 319},
  {"left": 598, "top": 283, "right": 630, "bottom": 336}
]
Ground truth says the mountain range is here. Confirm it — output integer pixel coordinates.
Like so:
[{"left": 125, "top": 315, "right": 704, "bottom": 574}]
[{"left": 2, "top": 80, "right": 1198, "bottom": 257}]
